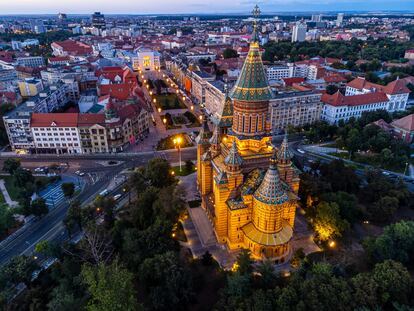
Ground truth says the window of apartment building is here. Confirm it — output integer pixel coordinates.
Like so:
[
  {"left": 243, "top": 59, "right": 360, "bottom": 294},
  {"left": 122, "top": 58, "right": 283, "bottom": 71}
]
[
  {"left": 99, "top": 129, "right": 104, "bottom": 134},
  {"left": 92, "top": 129, "right": 97, "bottom": 134}
]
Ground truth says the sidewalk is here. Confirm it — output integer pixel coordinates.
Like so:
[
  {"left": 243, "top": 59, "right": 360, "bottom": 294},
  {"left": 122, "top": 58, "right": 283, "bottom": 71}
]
[{"left": 0, "top": 179, "right": 18, "bottom": 208}]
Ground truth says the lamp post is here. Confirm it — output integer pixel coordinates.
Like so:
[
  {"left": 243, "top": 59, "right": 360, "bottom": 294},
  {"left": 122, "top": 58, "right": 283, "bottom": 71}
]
[{"left": 173, "top": 137, "right": 182, "bottom": 172}]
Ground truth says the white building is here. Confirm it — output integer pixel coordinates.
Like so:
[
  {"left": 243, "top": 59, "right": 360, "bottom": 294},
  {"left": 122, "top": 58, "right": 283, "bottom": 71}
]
[
  {"left": 321, "top": 91, "right": 390, "bottom": 124},
  {"left": 11, "top": 39, "right": 40, "bottom": 50},
  {"left": 16, "top": 56, "right": 45, "bottom": 68},
  {"left": 31, "top": 113, "right": 82, "bottom": 154},
  {"left": 346, "top": 77, "right": 409, "bottom": 112},
  {"left": 292, "top": 22, "right": 307, "bottom": 42},
  {"left": 269, "top": 90, "right": 322, "bottom": 133},
  {"left": 266, "top": 66, "right": 290, "bottom": 82},
  {"left": 132, "top": 47, "right": 161, "bottom": 71}
]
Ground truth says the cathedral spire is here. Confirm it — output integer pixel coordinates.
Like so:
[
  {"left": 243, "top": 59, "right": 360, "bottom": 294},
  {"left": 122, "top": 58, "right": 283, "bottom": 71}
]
[
  {"left": 195, "top": 119, "right": 211, "bottom": 145},
  {"left": 276, "top": 132, "right": 293, "bottom": 164},
  {"left": 230, "top": 5, "right": 272, "bottom": 102},
  {"left": 225, "top": 140, "right": 243, "bottom": 171}
]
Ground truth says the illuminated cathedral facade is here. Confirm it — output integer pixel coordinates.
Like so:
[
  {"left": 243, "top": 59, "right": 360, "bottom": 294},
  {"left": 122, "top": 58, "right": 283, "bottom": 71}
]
[{"left": 196, "top": 6, "right": 300, "bottom": 263}]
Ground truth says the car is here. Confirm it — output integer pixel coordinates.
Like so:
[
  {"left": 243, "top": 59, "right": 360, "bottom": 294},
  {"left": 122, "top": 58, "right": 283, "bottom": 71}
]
[
  {"left": 382, "top": 171, "right": 390, "bottom": 176},
  {"left": 75, "top": 170, "right": 85, "bottom": 177},
  {"left": 99, "top": 189, "right": 109, "bottom": 197},
  {"left": 114, "top": 194, "right": 122, "bottom": 201},
  {"left": 297, "top": 149, "right": 305, "bottom": 154}
]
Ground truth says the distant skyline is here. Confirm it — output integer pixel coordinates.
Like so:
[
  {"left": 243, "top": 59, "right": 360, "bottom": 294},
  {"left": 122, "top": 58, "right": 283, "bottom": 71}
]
[{"left": 0, "top": 0, "right": 414, "bottom": 15}]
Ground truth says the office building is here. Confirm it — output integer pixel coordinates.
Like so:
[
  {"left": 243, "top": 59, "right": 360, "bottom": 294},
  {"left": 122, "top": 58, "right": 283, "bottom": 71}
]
[{"left": 292, "top": 22, "right": 307, "bottom": 42}]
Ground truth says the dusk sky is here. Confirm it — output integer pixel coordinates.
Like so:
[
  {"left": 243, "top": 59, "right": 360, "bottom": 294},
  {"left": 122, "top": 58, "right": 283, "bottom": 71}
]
[{"left": 0, "top": 0, "right": 414, "bottom": 14}]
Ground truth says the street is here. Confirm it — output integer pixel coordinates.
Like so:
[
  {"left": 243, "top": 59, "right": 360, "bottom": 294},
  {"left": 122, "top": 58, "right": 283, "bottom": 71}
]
[{"left": 0, "top": 147, "right": 197, "bottom": 266}]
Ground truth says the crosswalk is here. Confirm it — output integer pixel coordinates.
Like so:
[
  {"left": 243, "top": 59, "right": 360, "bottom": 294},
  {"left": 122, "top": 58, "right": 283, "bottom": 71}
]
[{"left": 39, "top": 182, "right": 81, "bottom": 209}]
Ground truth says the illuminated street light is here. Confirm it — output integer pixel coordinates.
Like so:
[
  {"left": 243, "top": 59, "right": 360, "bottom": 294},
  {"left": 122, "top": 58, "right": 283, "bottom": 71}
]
[
  {"left": 153, "top": 98, "right": 157, "bottom": 103},
  {"left": 329, "top": 240, "right": 336, "bottom": 248},
  {"left": 174, "top": 136, "right": 182, "bottom": 172},
  {"left": 158, "top": 107, "right": 161, "bottom": 113},
  {"left": 163, "top": 118, "right": 167, "bottom": 124},
  {"left": 190, "top": 105, "right": 194, "bottom": 111},
  {"left": 149, "top": 91, "right": 153, "bottom": 95}
]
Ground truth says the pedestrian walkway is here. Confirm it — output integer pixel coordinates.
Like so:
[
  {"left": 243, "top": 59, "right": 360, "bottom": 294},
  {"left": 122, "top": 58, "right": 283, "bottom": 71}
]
[
  {"left": 185, "top": 206, "right": 237, "bottom": 269},
  {"left": 38, "top": 178, "right": 82, "bottom": 209},
  {"left": 0, "top": 179, "right": 18, "bottom": 208}
]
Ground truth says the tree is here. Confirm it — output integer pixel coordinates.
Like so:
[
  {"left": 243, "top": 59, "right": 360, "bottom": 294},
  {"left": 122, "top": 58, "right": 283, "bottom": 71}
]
[
  {"left": 13, "top": 167, "right": 34, "bottom": 188},
  {"left": 235, "top": 249, "right": 253, "bottom": 276},
  {"left": 34, "top": 240, "right": 61, "bottom": 258},
  {"left": 0, "top": 255, "right": 38, "bottom": 286},
  {"left": 145, "top": 158, "right": 176, "bottom": 188},
  {"left": 223, "top": 48, "right": 238, "bottom": 59},
  {"left": 185, "top": 159, "right": 193, "bottom": 172},
  {"left": 30, "top": 198, "right": 48, "bottom": 217},
  {"left": 201, "top": 251, "right": 213, "bottom": 266},
  {"left": 364, "top": 221, "right": 414, "bottom": 264},
  {"left": 257, "top": 260, "right": 277, "bottom": 289},
  {"left": 3, "top": 158, "right": 20, "bottom": 174},
  {"left": 314, "top": 201, "right": 349, "bottom": 241},
  {"left": 64, "top": 200, "right": 84, "bottom": 234},
  {"left": 322, "top": 192, "right": 360, "bottom": 224},
  {"left": 82, "top": 259, "right": 140, "bottom": 311},
  {"left": 139, "top": 251, "right": 193, "bottom": 310},
  {"left": 367, "top": 260, "right": 413, "bottom": 306},
  {"left": 368, "top": 196, "right": 399, "bottom": 223},
  {"left": 326, "top": 85, "right": 339, "bottom": 95},
  {"left": 0, "top": 203, "right": 14, "bottom": 236},
  {"left": 61, "top": 182, "right": 75, "bottom": 198}
]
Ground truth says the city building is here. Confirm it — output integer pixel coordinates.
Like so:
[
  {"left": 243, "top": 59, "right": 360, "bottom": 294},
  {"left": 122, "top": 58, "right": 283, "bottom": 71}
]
[
  {"left": 78, "top": 114, "right": 109, "bottom": 153},
  {"left": 51, "top": 40, "right": 93, "bottom": 57},
  {"left": 197, "top": 11, "right": 299, "bottom": 263},
  {"left": 132, "top": 47, "right": 161, "bottom": 72},
  {"left": 345, "top": 77, "right": 410, "bottom": 112},
  {"left": 18, "top": 78, "right": 44, "bottom": 97},
  {"left": 336, "top": 13, "right": 345, "bottom": 27},
  {"left": 404, "top": 49, "right": 414, "bottom": 60},
  {"left": 3, "top": 101, "right": 36, "bottom": 153},
  {"left": 292, "top": 22, "right": 307, "bottom": 42},
  {"left": 11, "top": 39, "right": 40, "bottom": 50},
  {"left": 31, "top": 113, "right": 82, "bottom": 154},
  {"left": 204, "top": 80, "right": 228, "bottom": 116},
  {"left": 390, "top": 114, "right": 414, "bottom": 143},
  {"left": 16, "top": 56, "right": 45, "bottom": 68},
  {"left": 91, "top": 12, "right": 106, "bottom": 29},
  {"left": 26, "top": 82, "right": 70, "bottom": 113},
  {"left": 96, "top": 66, "right": 137, "bottom": 100},
  {"left": 321, "top": 91, "right": 390, "bottom": 124},
  {"left": 269, "top": 90, "right": 322, "bottom": 133},
  {"left": 190, "top": 70, "right": 215, "bottom": 105}
]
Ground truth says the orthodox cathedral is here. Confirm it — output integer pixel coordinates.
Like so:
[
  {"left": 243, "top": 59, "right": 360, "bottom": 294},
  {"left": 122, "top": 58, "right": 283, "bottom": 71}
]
[{"left": 196, "top": 6, "right": 300, "bottom": 263}]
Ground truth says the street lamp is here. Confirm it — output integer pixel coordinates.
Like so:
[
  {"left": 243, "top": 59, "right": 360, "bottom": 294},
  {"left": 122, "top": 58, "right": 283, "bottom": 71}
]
[
  {"left": 153, "top": 98, "right": 157, "bottom": 104},
  {"left": 173, "top": 136, "right": 182, "bottom": 172},
  {"left": 158, "top": 107, "right": 162, "bottom": 113},
  {"left": 163, "top": 118, "right": 167, "bottom": 124},
  {"left": 190, "top": 105, "right": 194, "bottom": 111},
  {"left": 149, "top": 91, "right": 153, "bottom": 95}
]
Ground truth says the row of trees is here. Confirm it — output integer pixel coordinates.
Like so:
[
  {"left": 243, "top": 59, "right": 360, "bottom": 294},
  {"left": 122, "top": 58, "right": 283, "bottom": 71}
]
[
  {"left": 217, "top": 249, "right": 413, "bottom": 310},
  {"left": 300, "top": 159, "right": 413, "bottom": 243},
  {"left": 262, "top": 37, "right": 413, "bottom": 64},
  {"left": 302, "top": 109, "right": 413, "bottom": 172}
]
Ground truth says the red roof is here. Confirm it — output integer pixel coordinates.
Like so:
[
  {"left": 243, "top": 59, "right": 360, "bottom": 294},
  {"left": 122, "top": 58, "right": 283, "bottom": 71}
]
[
  {"left": 391, "top": 114, "right": 414, "bottom": 131},
  {"left": 283, "top": 77, "right": 305, "bottom": 86},
  {"left": 51, "top": 40, "right": 92, "bottom": 56},
  {"left": 31, "top": 113, "right": 79, "bottom": 127},
  {"left": 347, "top": 77, "right": 410, "bottom": 95},
  {"left": 78, "top": 113, "right": 105, "bottom": 126},
  {"left": 49, "top": 56, "right": 70, "bottom": 62},
  {"left": 321, "top": 91, "right": 389, "bottom": 107}
]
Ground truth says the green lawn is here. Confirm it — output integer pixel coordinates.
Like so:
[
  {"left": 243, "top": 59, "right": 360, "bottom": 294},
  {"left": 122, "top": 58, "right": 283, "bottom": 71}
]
[
  {"left": 2, "top": 175, "right": 56, "bottom": 201},
  {"left": 155, "top": 94, "right": 186, "bottom": 110},
  {"left": 171, "top": 164, "right": 196, "bottom": 176},
  {"left": 156, "top": 134, "right": 193, "bottom": 150}
]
